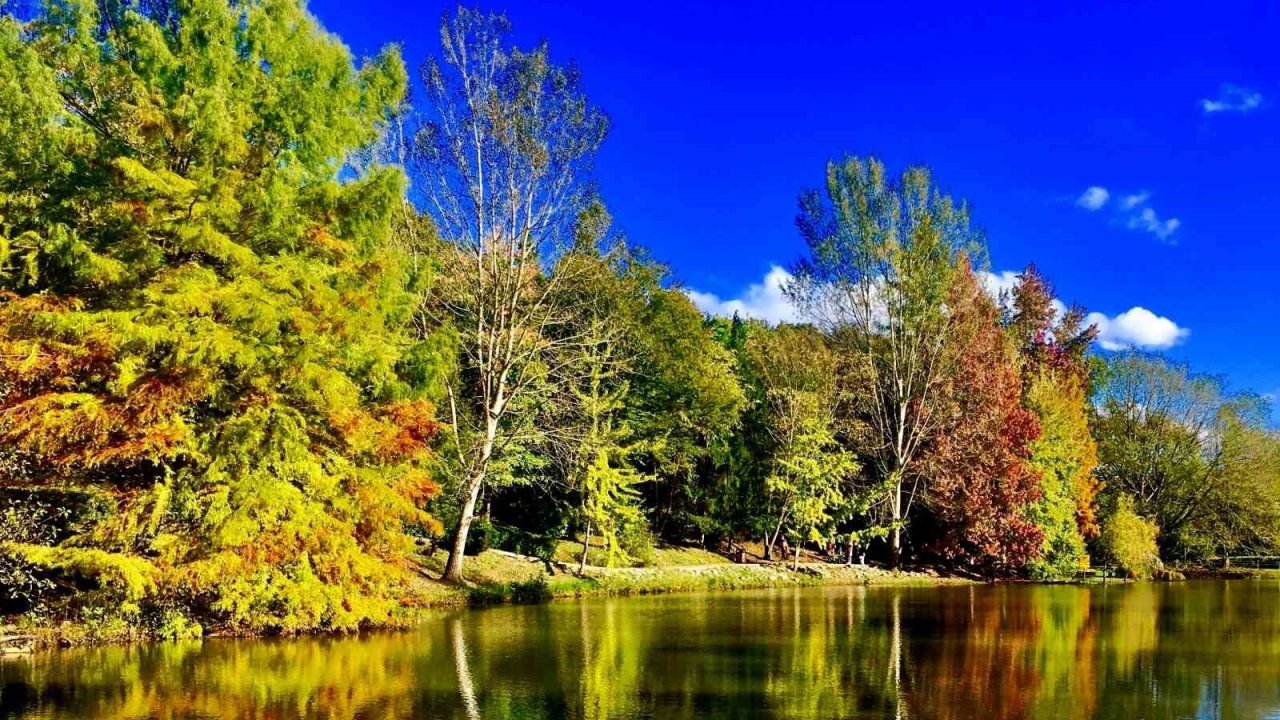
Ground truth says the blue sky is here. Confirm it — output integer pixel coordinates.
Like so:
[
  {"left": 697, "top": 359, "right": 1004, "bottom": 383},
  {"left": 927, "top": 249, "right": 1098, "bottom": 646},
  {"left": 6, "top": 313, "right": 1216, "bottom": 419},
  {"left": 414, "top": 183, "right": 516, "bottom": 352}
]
[{"left": 312, "top": 0, "right": 1280, "bottom": 400}]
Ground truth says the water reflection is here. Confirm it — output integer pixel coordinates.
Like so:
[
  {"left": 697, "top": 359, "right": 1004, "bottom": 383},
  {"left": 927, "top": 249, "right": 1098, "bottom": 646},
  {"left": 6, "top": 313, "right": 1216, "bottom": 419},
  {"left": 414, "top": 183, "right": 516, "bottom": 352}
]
[{"left": 3, "top": 582, "right": 1279, "bottom": 719}]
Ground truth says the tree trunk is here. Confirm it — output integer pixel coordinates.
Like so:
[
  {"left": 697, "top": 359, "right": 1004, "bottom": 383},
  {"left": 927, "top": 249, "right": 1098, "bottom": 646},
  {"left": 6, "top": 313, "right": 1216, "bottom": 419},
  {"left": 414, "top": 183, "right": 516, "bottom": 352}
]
[
  {"left": 442, "top": 412, "right": 500, "bottom": 584},
  {"left": 762, "top": 533, "right": 771, "bottom": 562},
  {"left": 767, "top": 513, "right": 788, "bottom": 564},
  {"left": 579, "top": 521, "right": 592, "bottom": 575},
  {"left": 847, "top": 533, "right": 855, "bottom": 567},
  {"left": 890, "top": 472, "right": 903, "bottom": 569},
  {"left": 442, "top": 469, "right": 486, "bottom": 583}
]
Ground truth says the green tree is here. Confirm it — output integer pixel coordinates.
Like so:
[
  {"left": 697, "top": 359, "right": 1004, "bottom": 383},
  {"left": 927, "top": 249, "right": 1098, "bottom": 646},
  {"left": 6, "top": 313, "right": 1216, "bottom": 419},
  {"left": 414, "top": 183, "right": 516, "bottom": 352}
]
[
  {"left": 1094, "top": 353, "right": 1264, "bottom": 560},
  {"left": 628, "top": 286, "right": 744, "bottom": 541},
  {"left": 550, "top": 241, "right": 653, "bottom": 570},
  {"left": 1181, "top": 408, "right": 1280, "bottom": 562},
  {"left": 1101, "top": 496, "right": 1161, "bottom": 579},
  {"left": 790, "top": 156, "right": 981, "bottom": 566},
  {"left": 1025, "top": 372, "right": 1096, "bottom": 578},
  {"left": 0, "top": 0, "right": 441, "bottom": 633},
  {"left": 747, "top": 325, "right": 861, "bottom": 567}
]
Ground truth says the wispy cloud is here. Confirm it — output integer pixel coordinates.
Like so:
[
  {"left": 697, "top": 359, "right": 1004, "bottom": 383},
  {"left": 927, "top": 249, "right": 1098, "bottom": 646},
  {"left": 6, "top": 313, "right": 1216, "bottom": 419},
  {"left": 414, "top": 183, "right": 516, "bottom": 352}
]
[
  {"left": 1120, "top": 192, "right": 1148, "bottom": 210},
  {"left": 1201, "top": 84, "right": 1263, "bottom": 114},
  {"left": 1076, "top": 186, "right": 1109, "bottom": 211},
  {"left": 1074, "top": 185, "right": 1180, "bottom": 243},
  {"left": 1127, "top": 206, "right": 1180, "bottom": 241},
  {"left": 685, "top": 265, "right": 798, "bottom": 324}
]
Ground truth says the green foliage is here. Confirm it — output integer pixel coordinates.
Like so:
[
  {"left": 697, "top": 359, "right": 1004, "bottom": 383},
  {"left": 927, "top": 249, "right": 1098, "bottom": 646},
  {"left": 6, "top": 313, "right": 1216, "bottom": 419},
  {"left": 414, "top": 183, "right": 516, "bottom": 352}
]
[
  {"left": 1093, "top": 353, "right": 1269, "bottom": 562},
  {"left": 580, "top": 451, "right": 647, "bottom": 567},
  {"left": 1102, "top": 496, "right": 1161, "bottom": 579},
  {"left": 0, "top": 0, "right": 443, "bottom": 634},
  {"left": 1026, "top": 373, "right": 1095, "bottom": 579},
  {"left": 618, "top": 522, "right": 658, "bottom": 567},
  {"left": 749, "top": 325, "right": 863, "bottom": 556},
  {"left": 790, "top": 156, "right": 984, "bottom": 564}
]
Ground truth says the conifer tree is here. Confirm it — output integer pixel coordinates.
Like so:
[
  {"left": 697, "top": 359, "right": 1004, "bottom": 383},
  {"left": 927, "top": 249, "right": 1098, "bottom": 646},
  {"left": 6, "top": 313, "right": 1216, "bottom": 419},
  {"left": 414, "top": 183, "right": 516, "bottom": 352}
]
[{"left": 0, "top": 0, "right": 441, "bottom": 633}]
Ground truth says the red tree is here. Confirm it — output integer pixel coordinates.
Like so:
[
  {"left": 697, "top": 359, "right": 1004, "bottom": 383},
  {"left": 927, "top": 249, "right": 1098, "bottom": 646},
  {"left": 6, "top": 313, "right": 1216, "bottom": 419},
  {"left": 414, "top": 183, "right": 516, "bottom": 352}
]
[
  {"left": 1007, "top": 263, "right": 1097, "bottom": 382},
  {"left": 925, "top": 258, "right": 1044, "bottom": 574}
]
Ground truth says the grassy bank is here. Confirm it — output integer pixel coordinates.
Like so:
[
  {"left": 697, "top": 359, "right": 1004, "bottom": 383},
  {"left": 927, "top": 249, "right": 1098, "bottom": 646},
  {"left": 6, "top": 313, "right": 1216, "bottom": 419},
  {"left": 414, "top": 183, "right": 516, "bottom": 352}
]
[
  {"left": 412, "top": 546, "right": 968, "bottom": 607},
  {"left": 3, "top": 546, "right": 964, "bottom": 653}
]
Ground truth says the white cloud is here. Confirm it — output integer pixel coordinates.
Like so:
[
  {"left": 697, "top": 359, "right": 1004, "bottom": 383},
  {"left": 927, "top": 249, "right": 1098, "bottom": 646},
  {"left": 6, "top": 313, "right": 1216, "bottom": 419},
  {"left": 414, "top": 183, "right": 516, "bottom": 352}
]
[
  {"left": 1076, "top": 186, "right": 1109, "bottom": 210},
  {"left": 980, "top": 270, "right": 1021, "bottom": 298},
  {"left": 1201, "top": 84, "right": 1263, "bottom": 114},
  {"left": 1075, "top": 186, "right": 1180, "bottom": 242},
  {"left": 1121, "top": 191, "right": 1149, "bottom": 210},
  {"left": 1085, "top": 307, "right": 1190, "bottom": 351},
  {"left": 685, "top": 265, "right": 799, "bottom": 324},
  {"left": 692, "top": 265, "right": 1190, "bottom": 352},
  {"left": 1127, "top": 206, "right": 1180, "bottom": 241}
]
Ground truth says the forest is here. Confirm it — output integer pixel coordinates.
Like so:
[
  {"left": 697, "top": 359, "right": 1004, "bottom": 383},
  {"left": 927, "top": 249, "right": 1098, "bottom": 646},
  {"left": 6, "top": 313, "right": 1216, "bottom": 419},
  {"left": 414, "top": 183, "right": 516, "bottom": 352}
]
[{"left": 2, "top": 0, "right": 1279, "bottom": 639}]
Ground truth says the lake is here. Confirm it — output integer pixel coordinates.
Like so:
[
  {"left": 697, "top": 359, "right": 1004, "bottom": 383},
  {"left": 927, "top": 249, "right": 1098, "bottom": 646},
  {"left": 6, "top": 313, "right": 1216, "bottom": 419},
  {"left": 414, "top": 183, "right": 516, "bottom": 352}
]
[{"left": 2, "top": 581, "right": 1278, "bottom": 719}]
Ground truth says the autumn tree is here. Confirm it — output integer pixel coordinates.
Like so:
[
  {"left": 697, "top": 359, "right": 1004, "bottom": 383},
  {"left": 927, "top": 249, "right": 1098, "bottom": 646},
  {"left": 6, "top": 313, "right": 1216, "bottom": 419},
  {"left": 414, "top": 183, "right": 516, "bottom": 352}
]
[
  {"left": 0, "top": 0, "right": 442, "bottom": 632},
  {"left": 789, "top": 156, "right": 981, "bottom": 566},
  {"left": 924, "top": 259, "right": 1043, "bottom": 575},
  {"left": 1003, "top": 265, "right": 1101, "bottom": 577},
  {"left": 411, "top": 7, "right": 609, "bottom": 582},
  {"left": 1005, "top": 264, "right": 1095, "bottom": 379}
]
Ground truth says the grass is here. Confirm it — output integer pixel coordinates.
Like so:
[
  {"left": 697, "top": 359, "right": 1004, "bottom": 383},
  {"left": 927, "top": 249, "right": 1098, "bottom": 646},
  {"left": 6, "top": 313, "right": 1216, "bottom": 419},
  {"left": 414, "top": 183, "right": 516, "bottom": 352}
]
[
  {"left": 412, "top": 546, "right": 967, "bottom": 609},
  {"left": 549, "top": 537, "right": 732, "bottom": 569}
]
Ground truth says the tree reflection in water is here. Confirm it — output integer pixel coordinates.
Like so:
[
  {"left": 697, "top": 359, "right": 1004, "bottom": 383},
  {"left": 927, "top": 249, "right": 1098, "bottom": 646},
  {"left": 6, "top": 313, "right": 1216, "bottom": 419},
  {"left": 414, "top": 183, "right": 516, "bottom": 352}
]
[{"left": 3, "top": 582, "right": 1280, "bottom": 719}]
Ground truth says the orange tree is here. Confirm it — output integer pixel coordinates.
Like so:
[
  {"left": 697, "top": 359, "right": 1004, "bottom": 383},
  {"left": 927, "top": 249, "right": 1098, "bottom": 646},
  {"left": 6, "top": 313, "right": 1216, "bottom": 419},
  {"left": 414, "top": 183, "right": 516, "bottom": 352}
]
[
  {"left": 0, "top": 0, "right": 443, "bottom": 635},
  {"left": 924, "top": 258, "right": 1044, "bottom": 575}
]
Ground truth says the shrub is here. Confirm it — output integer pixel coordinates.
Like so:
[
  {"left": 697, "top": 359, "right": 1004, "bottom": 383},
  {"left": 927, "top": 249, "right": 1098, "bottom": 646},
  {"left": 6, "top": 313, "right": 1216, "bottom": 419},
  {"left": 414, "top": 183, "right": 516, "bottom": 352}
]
[
  {"left": 619, "top": 521, "right": 657, "bottom": 567},
  {"left": 1102, "top": 496, "right": 1161, "bottom": 579},
  {"left": 464, "top": 520, "right": 499, "bottom": 556}
]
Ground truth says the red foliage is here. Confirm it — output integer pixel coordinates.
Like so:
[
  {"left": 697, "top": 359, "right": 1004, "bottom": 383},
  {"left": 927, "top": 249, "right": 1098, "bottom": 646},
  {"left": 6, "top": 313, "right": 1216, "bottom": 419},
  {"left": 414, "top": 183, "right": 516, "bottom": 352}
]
[
  {"left": 1009, "top": 264, "right": 1097, "bottom": 381},
  {"left": 925, "top": 258, "right": 1044, "bottom": 574}
]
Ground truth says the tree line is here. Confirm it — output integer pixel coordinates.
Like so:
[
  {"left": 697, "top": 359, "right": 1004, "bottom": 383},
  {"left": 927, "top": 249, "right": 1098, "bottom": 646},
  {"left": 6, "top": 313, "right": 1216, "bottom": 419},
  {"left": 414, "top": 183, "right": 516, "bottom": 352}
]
[{"left": 1, "top": 0, "right": 1278, "bottom": 637}]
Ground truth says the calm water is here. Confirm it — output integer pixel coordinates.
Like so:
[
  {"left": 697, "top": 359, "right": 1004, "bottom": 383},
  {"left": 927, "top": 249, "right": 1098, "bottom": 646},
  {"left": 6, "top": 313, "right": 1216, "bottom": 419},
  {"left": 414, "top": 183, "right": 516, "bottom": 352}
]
[{"left": 3, "top": 581, "right": 1279, "bottom": 719}]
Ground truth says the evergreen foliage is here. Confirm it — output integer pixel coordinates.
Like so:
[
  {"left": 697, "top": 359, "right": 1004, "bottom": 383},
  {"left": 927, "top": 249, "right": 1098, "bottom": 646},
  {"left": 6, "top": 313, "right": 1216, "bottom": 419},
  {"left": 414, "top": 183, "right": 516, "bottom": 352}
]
[{"left": 0, "top": 0, "right": 442, "bottom": 633}]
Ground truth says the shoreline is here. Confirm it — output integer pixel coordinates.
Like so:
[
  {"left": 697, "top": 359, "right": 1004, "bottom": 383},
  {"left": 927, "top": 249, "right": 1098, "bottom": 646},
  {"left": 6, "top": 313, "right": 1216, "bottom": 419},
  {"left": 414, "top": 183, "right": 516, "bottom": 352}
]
[
  {"left": 5, "top": 551, "right": 1264, "bottom": 655},
  {"left": 2, "top": 554, "right": 966, "bottom": 654}
]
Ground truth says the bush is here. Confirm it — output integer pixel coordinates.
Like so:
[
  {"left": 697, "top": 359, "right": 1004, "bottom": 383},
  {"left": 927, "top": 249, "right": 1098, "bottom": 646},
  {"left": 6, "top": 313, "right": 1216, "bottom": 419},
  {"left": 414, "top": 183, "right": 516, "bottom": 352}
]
[
  {"left": 619, "top": 521, "right": 657, "bottom": 567},
  {"left": 1102, "top": 496, "right": 1161, "bottom": 579},
  {"left": 464, "top": 520, "right": 499, "bottom": 556}
]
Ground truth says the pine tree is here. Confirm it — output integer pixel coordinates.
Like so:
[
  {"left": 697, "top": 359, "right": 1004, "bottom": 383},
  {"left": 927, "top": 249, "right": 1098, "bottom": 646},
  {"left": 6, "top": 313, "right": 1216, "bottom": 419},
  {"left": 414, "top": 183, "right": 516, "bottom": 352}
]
[{"left": 0, "top": 0, "right": 442, "bottom": 633}]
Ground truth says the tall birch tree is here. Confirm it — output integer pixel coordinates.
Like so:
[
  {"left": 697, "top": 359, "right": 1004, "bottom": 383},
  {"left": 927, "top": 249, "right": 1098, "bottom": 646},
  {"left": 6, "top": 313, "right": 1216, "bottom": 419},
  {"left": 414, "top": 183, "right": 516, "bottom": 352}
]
[{"left": 413, "top": 7, "right": 608, "bottom": 582}]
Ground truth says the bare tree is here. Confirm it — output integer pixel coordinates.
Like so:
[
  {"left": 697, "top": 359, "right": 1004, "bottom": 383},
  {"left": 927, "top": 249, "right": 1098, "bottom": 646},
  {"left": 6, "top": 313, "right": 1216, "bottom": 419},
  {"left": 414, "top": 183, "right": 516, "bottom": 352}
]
[
  {"left": 788, "top": 157, "right": 979, "bottom": 567},
  {"left": 412, "top": 7, "right": 608, "bottom": 583}
]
